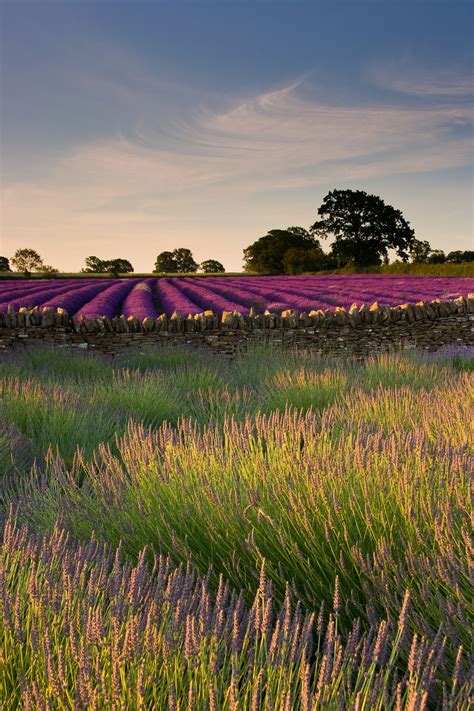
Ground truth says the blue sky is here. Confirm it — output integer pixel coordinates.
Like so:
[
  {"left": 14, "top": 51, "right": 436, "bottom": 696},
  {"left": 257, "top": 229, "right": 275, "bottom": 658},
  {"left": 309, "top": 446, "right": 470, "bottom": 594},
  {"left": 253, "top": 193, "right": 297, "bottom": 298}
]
[{"left": 1, "top": 0, "right": 473, "bottom": 271}]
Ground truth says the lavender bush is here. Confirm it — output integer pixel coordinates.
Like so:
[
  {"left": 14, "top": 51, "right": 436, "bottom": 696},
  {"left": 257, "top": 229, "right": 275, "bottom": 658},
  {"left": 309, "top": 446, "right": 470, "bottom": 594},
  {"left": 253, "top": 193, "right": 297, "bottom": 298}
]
[
  {"left": 122, "top": 279, "right": 158, "bottom": 320},
  {"left": 1, "top": 512, "right": 470, "bottom": 709},
  {"left": 0, "top": 347, "right": 471, "bottom": 708},
  {"left": 75, "top": 280, "right": 137, "bottom": 319}
]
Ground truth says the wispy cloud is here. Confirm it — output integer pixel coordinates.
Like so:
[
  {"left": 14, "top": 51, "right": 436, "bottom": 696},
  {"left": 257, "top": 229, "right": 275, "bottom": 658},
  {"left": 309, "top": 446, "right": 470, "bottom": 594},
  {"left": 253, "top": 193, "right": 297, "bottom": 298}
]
[
  {"left": 2, "top": 67, "right": 473, "bottom": 269},
  {"left": 40, "top": 78, "right": 474, "bottom": 199},
  {"left": 367, "top": 60, "right": 473, "bottom": 97}
]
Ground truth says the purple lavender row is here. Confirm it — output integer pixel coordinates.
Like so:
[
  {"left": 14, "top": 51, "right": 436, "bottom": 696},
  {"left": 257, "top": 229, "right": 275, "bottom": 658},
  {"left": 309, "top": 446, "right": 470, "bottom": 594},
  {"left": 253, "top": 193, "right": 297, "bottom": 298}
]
[
  {"left": 229, "top": 276, "right": 473, "bottom": 307},
  {"left": 0, "top": 282, "right": 101, "bottom": 313},
  {"left": 249, "top": 275, "right": 474, "bottom": 298},
  {"left": 244, "top": 275, "right": 474, "bottom": 296},
  {"left": 254, "top": 274, "right": 473, "bottom": 286},
  {"left": 226, "top": 275, "right": 449, "bottom": 309},
  {"left": 75, "top": 280, "right": 137, "bottom": 319},
  {"left": 182, "top": 277, "right": 265, "bottom": 310},
  {"left": 0, "top": 279, "right": 99, "bottom": 306},
  {"left": 0, "top": 277, "right": 105, "bottom": 295},
  {"left": 0, "top": 281, "right": 70, "bottom": 300},
  {"left": 245, "top": 276, "right": 425, "bottom": 298},
  {"left": 121, "top": 279, "right": 158, "bottom": 319},
  {"left": 41, "top": 281, "right": 120, "bottom": 315},
  {"left": 245, "top": 280, "right": 407, "bottom": 309},
  {"left": 175, "top": 279, "right": 247, "bottom": 314},
  {"left": 221, "top": 278, "right": 397, "bottom": 310},
  {"left": 204, "top": 278, "right": 328, "bottom": 312},
  {"left": 156, "top": 278, "right": 202, "bottom": 317}
]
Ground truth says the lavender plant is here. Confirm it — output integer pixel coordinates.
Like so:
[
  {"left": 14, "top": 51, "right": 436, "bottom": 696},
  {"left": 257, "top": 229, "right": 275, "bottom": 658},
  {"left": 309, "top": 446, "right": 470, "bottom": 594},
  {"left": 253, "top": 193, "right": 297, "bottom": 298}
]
[
  {"left": 0, "top": 347, "right": 471, "bottom": 708},
  {"left": 1, "top": 512, "right": 470, "bottom": 709}
]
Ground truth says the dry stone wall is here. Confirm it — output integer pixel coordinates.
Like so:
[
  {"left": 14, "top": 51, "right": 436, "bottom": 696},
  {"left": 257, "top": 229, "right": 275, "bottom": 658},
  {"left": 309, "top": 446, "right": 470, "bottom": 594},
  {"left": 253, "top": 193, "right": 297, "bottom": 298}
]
[{"left": 0, "top": 297, "right": 473, "bottom": 358}]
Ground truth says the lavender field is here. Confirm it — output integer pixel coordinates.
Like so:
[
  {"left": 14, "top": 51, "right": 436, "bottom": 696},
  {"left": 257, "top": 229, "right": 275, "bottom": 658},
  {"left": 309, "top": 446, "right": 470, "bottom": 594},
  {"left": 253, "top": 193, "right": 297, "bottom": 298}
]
[
  {"left": 0, "top": 345, "right": 472, "bottom": 709},
  {"left": 0, "top": 274, "right": 473, "bottom": 318}
]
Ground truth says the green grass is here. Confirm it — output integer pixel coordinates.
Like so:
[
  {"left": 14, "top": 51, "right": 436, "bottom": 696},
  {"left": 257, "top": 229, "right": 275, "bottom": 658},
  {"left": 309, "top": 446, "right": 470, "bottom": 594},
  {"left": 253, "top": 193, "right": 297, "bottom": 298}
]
[
  {"left": 0, "top": 346, "right": 471, "bottom": 466},
  {"left": 0, "top": 345, "right": 472, "bottom": 708}
]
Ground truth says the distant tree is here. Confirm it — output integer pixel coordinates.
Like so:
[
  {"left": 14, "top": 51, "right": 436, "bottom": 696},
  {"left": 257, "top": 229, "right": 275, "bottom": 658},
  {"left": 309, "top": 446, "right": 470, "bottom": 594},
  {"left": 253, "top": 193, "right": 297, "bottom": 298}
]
[
  {"left": 409, "top": 239, "right": 433, "bottom": 264},
  {"left": 173, "top": 248, "right": 198, "bottom": 273},
  {"left": 425, "top": 250, "right": 446, "bottom": 264},
  {"left": 0, "top": 257, "right": 11, "bottom": 272},
  {"left": 283, "top": 246, "right": 333, "bottom": 274},
  {"left": 155, "top": 248, "right": 198, "bottom": 273},
  {"left": 154, "top": 251, "right": 178, "bottom": 273},
  {"left": 243, "top": 227, "right": 320, "bottom": 274},
  {"left": 82, "top": 256, "right": 108, "bottom": 273},
  {"left": 200, "top": 259, "right": 225, "bottom": 273},
  {"left": 310, "top": 190, "right": 415, "bottom": 267},
  {"left": 446, "top": 250, "right": 474, "bottom": 263},
  {"left": 106, "top": 258, "right": 134, "bottom": 275},
  {"left": 39, "top": 264, "right": 60, "bottom": 275},
  {"left": 11, "top": 248, "right": 44, "bottom": 276},
  {"left": 409, "top": 240, "right": 447, "bottom": 264},
  {"left": 82, "top": 256, "right": 133, "bottom": 274}
]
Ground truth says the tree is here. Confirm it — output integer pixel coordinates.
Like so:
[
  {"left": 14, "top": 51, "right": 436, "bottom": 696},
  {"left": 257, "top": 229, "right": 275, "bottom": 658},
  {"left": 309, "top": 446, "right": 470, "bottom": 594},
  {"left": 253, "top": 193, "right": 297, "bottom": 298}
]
[
  {"left": 409, "top": 239, "right": 432, "bottom": 264},
  {"left": 408, "top": 240, "right": 445, "bottom": 264},
  {"left": 154, "top": 251, "right": 178, "bottom": 273},
  {"left": 200, "top": 259, "right": 225, "bottom": 273},
  {"left": 0, "top": 257, "right": 11, "bottom": 272},
  {"left": 425, "top": 250, "right": 446, "bottom": 264},
  {"left": 446, "top": 250, "right": 474, "bottom": 263},
  {"left": 154, "top": 248, "right": 198, "bottom": 273},
  {"left": 173, "top": 248, "right": 198, "bottom": 273},
  {"left": 283, "top": 247, "right": 334, "bottom": 274},
  {"left": 39, "top": 264, "right": 60, "bottom": 275},
  {"left": 11, "top": 248, "right": 44, "bottom": 276},
  {"left": 310, "top": 190, "right": 415, "bottom": 267},
  {"left": 243, "top": 227, "right": 320, "bottom": 274},
  {"left": 82, "top": 256, "right": 108, "bottom": 273},
  {"left": 106, "top": 259, "right": 134, "bottom": 275},
  {"left": 82, "top": 256, "right": 133, "bottom": 274}
]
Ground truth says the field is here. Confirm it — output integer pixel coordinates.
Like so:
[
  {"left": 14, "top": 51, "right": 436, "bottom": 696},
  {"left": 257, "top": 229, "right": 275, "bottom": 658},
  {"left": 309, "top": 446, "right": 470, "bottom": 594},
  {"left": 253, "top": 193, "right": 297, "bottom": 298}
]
[
  {"left": 0, "top": 344, "right": 472, "bottom": 709},
  {"left": 1, "top": 274, "right": 473, "bottom": 319}
]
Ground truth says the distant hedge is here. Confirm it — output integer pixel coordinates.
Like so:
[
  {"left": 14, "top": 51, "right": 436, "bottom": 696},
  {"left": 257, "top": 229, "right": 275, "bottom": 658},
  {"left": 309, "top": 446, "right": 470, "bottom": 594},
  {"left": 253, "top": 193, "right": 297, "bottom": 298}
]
[
  {"left": 312, "top": 262, "right": 474, "bottom": 277},
  {"left": 0, "top": 262, "right": 472, "bottom": 280},
  {"left": 381, "top": 262, "right": 474, "bottom": 276}
]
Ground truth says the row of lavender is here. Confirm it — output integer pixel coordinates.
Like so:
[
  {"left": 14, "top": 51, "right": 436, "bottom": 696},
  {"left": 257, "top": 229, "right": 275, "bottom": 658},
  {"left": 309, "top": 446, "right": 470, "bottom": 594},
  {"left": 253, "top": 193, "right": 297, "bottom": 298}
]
[{"left": 1, "top": 275, "right": 473, "bottom": 319}]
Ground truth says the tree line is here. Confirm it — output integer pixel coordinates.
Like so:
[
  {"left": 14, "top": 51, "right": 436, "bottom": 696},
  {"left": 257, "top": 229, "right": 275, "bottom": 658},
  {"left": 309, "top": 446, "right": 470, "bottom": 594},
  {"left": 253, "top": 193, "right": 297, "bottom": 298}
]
[
  {"left": 0, "top": 250, "right": 225, "bottom": 276},
  {"left": 1, "top": 190, "right": 472, "bottom": 276}
]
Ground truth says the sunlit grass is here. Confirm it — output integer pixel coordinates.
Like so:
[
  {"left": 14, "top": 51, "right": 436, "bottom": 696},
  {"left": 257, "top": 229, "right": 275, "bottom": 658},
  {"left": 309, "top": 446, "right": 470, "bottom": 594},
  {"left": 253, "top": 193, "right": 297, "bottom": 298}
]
[{"left": 0, "top": 345, "right": 471, "bottom": 708}]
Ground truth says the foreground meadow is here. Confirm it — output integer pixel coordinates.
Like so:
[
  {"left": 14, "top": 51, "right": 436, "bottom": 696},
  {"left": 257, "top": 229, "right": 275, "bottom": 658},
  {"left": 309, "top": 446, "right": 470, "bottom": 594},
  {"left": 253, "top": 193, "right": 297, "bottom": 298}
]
[{"left": 0, "top": 346, "right": 472, "bottom": 709}]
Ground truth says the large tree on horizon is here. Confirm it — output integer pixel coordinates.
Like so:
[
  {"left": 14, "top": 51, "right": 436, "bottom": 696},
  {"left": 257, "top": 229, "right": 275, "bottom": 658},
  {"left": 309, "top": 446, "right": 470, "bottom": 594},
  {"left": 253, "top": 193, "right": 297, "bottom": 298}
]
[{"left": 310, "top": 189, "right": 415, "bottom": 267}]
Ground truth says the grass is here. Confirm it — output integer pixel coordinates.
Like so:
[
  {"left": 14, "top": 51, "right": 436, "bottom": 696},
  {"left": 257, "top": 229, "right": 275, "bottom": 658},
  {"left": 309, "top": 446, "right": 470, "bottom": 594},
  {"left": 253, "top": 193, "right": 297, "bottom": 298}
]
[{"left": 0, "top": 345, "right": 472, "bottom": 708}]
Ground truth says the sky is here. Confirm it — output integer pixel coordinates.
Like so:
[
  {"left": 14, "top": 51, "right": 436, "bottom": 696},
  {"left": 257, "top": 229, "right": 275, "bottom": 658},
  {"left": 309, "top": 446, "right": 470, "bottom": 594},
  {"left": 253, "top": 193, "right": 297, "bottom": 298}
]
[{"left": 1, "top": 0, "right": 473, "bottom": 273}]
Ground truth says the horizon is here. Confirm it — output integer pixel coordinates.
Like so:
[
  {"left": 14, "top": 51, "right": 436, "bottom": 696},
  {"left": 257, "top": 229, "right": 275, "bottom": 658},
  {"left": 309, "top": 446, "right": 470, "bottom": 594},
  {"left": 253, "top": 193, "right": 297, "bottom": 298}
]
[{"left": 1, "top": 0, "right": 473, "bottom": 272}]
